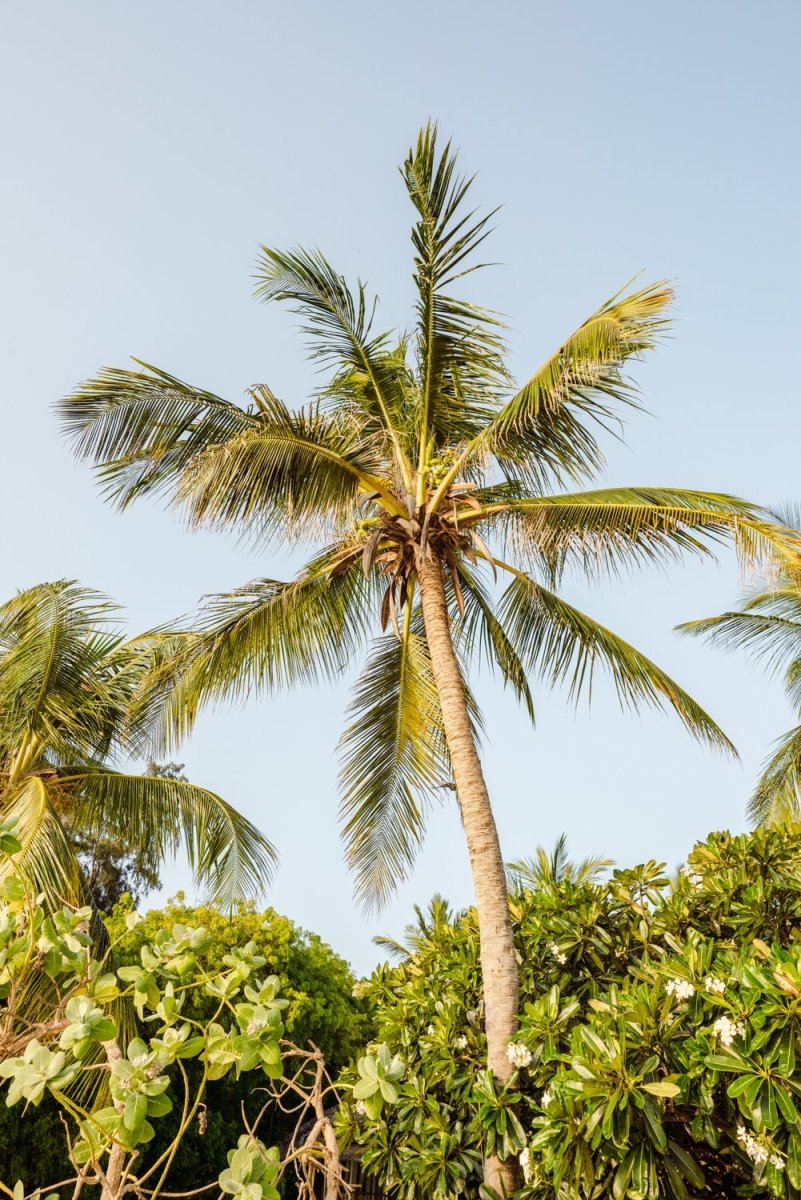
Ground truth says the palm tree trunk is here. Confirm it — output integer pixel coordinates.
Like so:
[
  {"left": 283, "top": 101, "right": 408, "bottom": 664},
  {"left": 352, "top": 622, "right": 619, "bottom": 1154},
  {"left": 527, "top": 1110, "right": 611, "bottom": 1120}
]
[{"left": 416, "top": 550, "right": 520, "bottom": 1196}]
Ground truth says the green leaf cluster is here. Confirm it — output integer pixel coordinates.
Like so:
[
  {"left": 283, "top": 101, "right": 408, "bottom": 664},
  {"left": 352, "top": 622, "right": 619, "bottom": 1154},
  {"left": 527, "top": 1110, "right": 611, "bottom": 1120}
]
[{"left": 341, "top": 828, "right": 801, "bottom": 1199}]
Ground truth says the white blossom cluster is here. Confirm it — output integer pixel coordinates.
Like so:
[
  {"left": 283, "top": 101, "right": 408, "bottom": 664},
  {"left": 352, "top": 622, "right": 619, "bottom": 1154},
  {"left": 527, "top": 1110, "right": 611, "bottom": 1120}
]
[
  {"left": 519, "top": 1146, "right": 532, "bottom": 1184},
  {"left": 712, "top": 1015, "right": 745, "bottom": 1046},
  {"left": 704, "top": 976, "right": 726, "bottom": 995},
  {"left": 454, "top": 1035, "right": 468, "bottom": 1050},
  {"left": 507, "top": 1041, "right": 533, "bottom": 1068},
  {"left": 665, "top": 978, "right": 695, "bottom": 1001},
  {"left": 427, "top": 1024, "right": 436, "bottom": 1036},
  {"left": 549, "top": 941, "right": 567, "bottom": 965},
  {"left": 737, "top": 1126, "right": 784, "bottom": 1169}
]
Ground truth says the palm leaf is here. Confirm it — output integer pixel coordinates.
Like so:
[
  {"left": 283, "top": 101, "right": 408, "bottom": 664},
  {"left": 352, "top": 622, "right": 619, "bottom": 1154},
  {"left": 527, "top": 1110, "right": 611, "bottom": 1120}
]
[
  {"left": 468, "top": 488, "right": 794, "bottom": 584},
  {"left": 499, "top": 573, "right": 735, "bottom": 753},
  {"left": 129, "top": 550, "right": 374, "bottom": 749},
  {"left": 749, "top": 726, "right": 801, "bottom": 827},
  {"left": 173, "top": 386, "right": 394, "bottom": 543},
  {"left": 451, "top": 563, "right": 535, "bottom": 722},
  {"left": 403, "top": 122, "right": 507, "bottom": 464},
  {"left": 0, "top": 776, "right": 84, "bottom": 905},
  {"left": 453, "top": 280, "right": 672, "bottom": 493},
  {"left": 61, "top": 770, "right": 276, "bottom": 909},
  {"left": 253, "top": 246, "right": 413, "bottom": 484},
  {"left": 59, "top": 361, "right": 259, "bottom": 509}
]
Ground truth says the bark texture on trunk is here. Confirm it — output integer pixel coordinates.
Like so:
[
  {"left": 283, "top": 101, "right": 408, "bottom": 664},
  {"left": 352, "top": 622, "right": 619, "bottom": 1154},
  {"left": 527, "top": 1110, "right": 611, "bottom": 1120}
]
[{"left": 416, "top": 551, "right": 520, "bottom": 1196}]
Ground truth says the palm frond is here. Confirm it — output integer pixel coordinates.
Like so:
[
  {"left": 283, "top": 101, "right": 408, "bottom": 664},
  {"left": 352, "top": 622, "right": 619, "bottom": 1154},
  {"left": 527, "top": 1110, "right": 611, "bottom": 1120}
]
[
  {"left": 0, "top": 777, "right": 84, "bottom": 906},
  {"left": 62, "top": 770, "right": 276, "bottom": 909},
  {"left": 499, "top": 573, "right": 735, "bottom": 753},
  {"left": 403, "top": 123, "right": 507, "bottom": 461},
  {"left": 749, "top": 725, "right": 801, "bottom": 827},
  {"left": 59, "top": 361, "right": 259, "bottom": 509},
  {"left": 468, "top": 488, "right": 795, "bottom": 585},
  {"left": 338, "top": 621, "right": 451, "bottom": 912},
  {"left": 451, "top": 563, "right": 535, "bottom": 722},
  {"left": 129, "top": 549, "right": 373, "bottom": 750},
  {"left": 464, "top": 280, "right": 673, "bottom": 490},
  {"left": 173, "top": 386, "right": 395, "bottom": 543},
  {"left": 678, "top": 608, "right": 801, "bottom": 682},
  {"left": 507, "top": 834, "right": 613, "bottom": 890},
  {"left": 253, "top": 247, "right": 413, "bottom": 482}
]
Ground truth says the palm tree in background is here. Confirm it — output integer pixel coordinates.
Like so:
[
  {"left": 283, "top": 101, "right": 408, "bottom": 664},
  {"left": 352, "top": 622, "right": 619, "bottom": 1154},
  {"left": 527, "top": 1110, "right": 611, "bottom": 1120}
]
[
  {"left": 681, "top": 524, "right": 801, "bottom": 826},
  {"left": 0, "top": 581, "right": 275, "bottom": 910},
  {"left": 507, "top": 833, "right": 613, "bottom": 892},
  {"left": 59, "top": 125, "right": 794, "bottom": 1192}
]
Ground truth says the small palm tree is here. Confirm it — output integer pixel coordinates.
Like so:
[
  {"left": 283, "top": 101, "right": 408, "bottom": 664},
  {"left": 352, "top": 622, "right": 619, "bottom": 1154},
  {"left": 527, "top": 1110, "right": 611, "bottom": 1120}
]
[
  {"left": 681, "top": 529, "right": 801, "bottom": 826},
  {"left": 507, "top": 834, "right": 613, "bottom": 892},
  {"left": 0, "top": 581, "right": 275, "bottom": 909},
  {"left": 59, "top": 125, "right": 792, "bottom": 1191}
]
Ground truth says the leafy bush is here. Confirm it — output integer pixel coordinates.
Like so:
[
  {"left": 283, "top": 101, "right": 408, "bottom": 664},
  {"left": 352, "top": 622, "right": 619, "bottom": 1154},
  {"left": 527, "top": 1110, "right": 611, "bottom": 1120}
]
[
  {"left": 0, "top": 888, "right": 369, "bottom": 1185},
  {"left": 339, "top": 830, "right": 801, "bottom": 1199}
]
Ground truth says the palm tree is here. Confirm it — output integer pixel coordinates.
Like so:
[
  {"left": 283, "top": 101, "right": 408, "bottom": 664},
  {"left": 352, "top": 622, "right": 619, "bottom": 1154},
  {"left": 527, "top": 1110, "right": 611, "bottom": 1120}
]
[
  {"left": 507, "top": 833, "right": 613, "bottom": 892},
  {"left": 59, "top": 125, "right": 793, "bottom": 1192},
  {"left": 0, "top": 580, "right": 276, "bottom": 910},
  {"left": 680, "top": 528, "right": 801, "bottom": 826}
]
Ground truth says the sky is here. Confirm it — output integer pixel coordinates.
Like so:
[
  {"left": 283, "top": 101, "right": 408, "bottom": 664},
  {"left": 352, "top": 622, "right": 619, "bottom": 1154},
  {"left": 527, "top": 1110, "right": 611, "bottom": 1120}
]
[{"left": 1, "top": 1, "right": 799, "bottom": 975}]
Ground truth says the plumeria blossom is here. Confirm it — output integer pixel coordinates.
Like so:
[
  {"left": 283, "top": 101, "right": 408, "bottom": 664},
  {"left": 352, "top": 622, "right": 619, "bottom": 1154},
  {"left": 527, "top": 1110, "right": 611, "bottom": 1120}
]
[
  {"left": 665, "top": 978, "right": 695, "bottom": 1001},
  {"left": 712, "top": 1015, "right": 745, "bottom": 1046},
  {"left": 704, "top": 976, "right": 726, "bottom": 994},
  {"left": 548, "top": 942, "right": 567, "bottom": 966},
  {"left": 507, "top": 1041, "right": 533, "bottom": 1068},
  {"left": 737, "top": 1125, "right": 784, "bottom": 1169},
  {"left": 454, "top": 1035, "right": 468, "bottom": 1050}
]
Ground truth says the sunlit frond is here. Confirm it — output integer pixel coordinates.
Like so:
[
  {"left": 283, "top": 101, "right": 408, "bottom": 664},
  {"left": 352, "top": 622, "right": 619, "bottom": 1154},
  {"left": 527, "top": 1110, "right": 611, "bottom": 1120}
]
[
  {"left": 0, "top": 777, "right": 84, "bottom": 906},
  {"left": 468, "top": 488, "right": 795, "bottom": 585},
  {"left": 253, "top": 247, "right": 413, "bottom": 481},
  {"left": 59, "top": 361, "right": 258, "bottom": 509},
  {"left": 451, "top": 563, "right": 535, "bottom": 722},
  {"left": 62, "top": 770, "right": 276, "bottom": 909},
  {"left": 130, "top": 549, "right": 374, "bottom": 750},
  {"left": 499, "top": 572, "right": 735, "bottom": 753},
  {"left": 338, "top": 622, "right": 451, "bottom": 912},
  {"left": 173, "top": 387, "right": 393, "bottom": 543},
  {"left": 464, "top": 280, "right": 673, "bottom": 490},
  {"left": 749, "top": 726, "right": 801, "bottom": 827},
  {"left": 403, "top": 123, "right": 507, "bottom": 459}
]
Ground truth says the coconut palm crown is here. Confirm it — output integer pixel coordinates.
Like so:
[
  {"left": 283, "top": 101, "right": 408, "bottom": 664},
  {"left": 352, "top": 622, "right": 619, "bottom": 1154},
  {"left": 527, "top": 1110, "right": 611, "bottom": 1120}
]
[
  {"left": 59, "top": 124, "right": 795, "bottom": 1189},
  {"left": 0, "top": 581, "right": 276, "bottom": 911}
]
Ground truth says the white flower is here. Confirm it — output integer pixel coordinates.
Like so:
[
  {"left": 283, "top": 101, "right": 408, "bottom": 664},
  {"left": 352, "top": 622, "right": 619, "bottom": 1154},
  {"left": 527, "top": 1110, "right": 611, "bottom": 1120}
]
[
  {"left": 712, "top": 1015, "right": 745, "bottom": 1047},
  {"left": 704, "top": 976, "right": 726, "bottom": 994},
  {"left": 548, "top": 941, "right": 567, "bottom": 966},
  {"left": 519, "top": 1146, "right": 532, "bottom": 1185},
  {"left": 426, "top": 1024, "right": 436, "bottom": 1036},
  {"left": 665, "top": 978, "right": 695, "bottom": 1001},
  {"left": 736, "top": 1125, "right": 778, "bottom": 1167},
  {"left": 506, "top": 1041, "right": 533, "bottom": 1068},
  {"left": 454, "top": 1035, "right": 468, "bottom": 1050},
  {"left": 354, "top": 1099, "right": 367, "bottom": 1120},
  {"left": 541, "top": 1088, "right": 552, "bottom": 1107}
]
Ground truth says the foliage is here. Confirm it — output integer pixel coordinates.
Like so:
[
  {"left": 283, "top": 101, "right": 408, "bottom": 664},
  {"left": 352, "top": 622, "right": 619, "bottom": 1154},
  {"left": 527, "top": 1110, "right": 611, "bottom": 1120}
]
[
  {"left": 680, "top": 535, "right": 801, "bottom": 825},
  {"left": 0, "top": 819, "right": 362, "bottom": 1200},
  {"left": 2, "top": 892, "right": 369, "bottom": 1190},
  {"left": 58, "top": 125, "right": 800, "bottom": 913},
  {"left": 0, "top": 582, "right": 276, "bottom": 912},
  {"left": 339, "top": 828, "right": 801, "bottom": 1199}
]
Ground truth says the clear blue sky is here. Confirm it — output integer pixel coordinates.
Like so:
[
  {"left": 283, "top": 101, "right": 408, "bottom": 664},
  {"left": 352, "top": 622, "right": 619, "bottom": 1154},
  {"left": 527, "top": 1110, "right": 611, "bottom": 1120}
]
[{"left": 1, "top": 2, "right": 799, "bottom": 974}]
